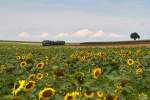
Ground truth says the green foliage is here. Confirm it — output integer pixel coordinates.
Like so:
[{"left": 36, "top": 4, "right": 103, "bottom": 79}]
[{"left": 0, "top": 44, "right": 149, "bottom": 100}]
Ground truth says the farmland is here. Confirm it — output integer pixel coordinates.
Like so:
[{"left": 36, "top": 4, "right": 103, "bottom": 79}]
[{"left": 0, "top": 42, "right": 150, "bottom": 100}]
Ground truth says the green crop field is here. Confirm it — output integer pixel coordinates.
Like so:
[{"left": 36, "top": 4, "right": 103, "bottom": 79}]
[{"left": 0, "top": 43, "right": 150, "bottom": 100}]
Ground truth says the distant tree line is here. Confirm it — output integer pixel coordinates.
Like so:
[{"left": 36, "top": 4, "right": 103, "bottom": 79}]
[{"left": 42, "top": 40, "right": 65, "bottom": 46}]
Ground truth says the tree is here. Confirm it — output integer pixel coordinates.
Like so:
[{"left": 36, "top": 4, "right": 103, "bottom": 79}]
[{"left": 130, "top": 32, "right": 140, "bottom": 40}]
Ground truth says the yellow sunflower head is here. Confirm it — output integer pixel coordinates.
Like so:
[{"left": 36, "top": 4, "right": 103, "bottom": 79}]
[
  {"left": 84, "top": 91, "right": 94, "bottom": 98},
  {"left": 136, "top": 68, "right": 143, "bottom": 75},
  {"left": 16, "top": 56, "right": 21, "bottom": 60},
  {"left": 12, "top": 80, "right": 25, "bottom": 96},
  {"left": 36, "top": 62, "right": 44, "bottom": 70},
  {"left": 72, "top": 91, "right": 80, "bottom": 97},
  {"left": 107, "top": 95, "right": 119, "bottom": 100},
  {"left": 20, "top": 61, "right": 27, "bottom": 69},
  {"left": 28, "top": 74, "right": 36, "bottom": 81},
  {"left": 26, "top": 52, "right": 33, "bottom": 60},
  {"left": 21, "top": 55, "right": 26, "bottom": 60},
  {"left": 16, "top": 52, "right": 20, "bottom": 56},
  {"left": 64, "top": 93, "right": 75, "bottom": 100},
  {"left": 135, "top": 65, "right": 141, "bottom": 69},
  {"left": 45, "top": 72, "right": 49, "bottom": 77},
  {"left": 92, "top": 67, "right": 102, "bottom": 79},
  {"left": 127, "top": 59, "right": 134, "bottom": 65},
  {"left": 36, "top": 73, "right": 43, "bottom": 80},
  {"left": 112, "top": 95, "right": 120, "bottom": 100},
  {"left": 96, "top": 91, "right": 104, "bottom": 98},
  {"left": 23, "top": 81, "right": 35, "bottom": 92},
  {"left": 39, "top": 88, "right": 55, "bottom": 99},
  {"left": 115, "top": 84, "right": 123, "bottom": 93}
]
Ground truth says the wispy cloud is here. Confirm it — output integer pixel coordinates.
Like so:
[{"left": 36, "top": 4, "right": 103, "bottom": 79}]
[
  {"left": 17, "top": 29, "right": 123, "bottom": 42},
  {"left": 41, "top": 32, "right": 49, "bottom": 38},
  {"left": 18, "top": 32, "right": 29, "bottom": 38},
  {"left": 55, "top": 29, "right": 123, "bottom": 42}
]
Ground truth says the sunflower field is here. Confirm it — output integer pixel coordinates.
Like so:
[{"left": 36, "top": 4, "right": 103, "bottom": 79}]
[{"left": 0, "top": 44, "right": 150, "bottom": 100}]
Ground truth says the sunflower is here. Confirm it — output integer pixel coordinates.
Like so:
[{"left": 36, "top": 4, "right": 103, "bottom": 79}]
[
  {"left": 16, "top": 52, "right": 20, "bottom": 56},
  {"left": 54, "top": 69, "right": 64, "bottom": 77},
  {"left": 64, "top": 93, "right": 75, "bottom": 100},
  {"left": 12, "top": 80, "right": 25, "bottom": 95},
  {"left": 136, "top": 68, "right": 143, "bottom": 75},
  {"left": 64, "top": 63, "right": 69, "bottom": 68},
  {"left": 97, "top": 52, "right": 107, "bottom": 59},
  {"left": 72, "top": 91, "right": 81, "bottom": 99},
  {"left": 112, "top": 96, "right": 120, "bottom": 100},
  {"left": 36, "top": 62, "right": 44, "bottom": 70},
  {"left": 127, "top": 59, "right": 134, "bottom": 65},
  {"left": 28, "top": 74, "right": 36, "bottom": 81},
  {"left": 97, "top": 91, "right": 104, "bottom": 98},
  {"left": 72, "top": 91, "right": 80, "bottom": 97},
  {"left": 84, "top": 91, "right": 94, "bottom": 98},
  {"left": 121, "top": 80, "right": 128, "bottom": 87},
  {"left": 139, "top": 92, "right": 147, "bottom": 97},
  {"left": 36, "top": 73, "right": 43, "bottom": 80},
  {"left": 21, "top": 55, "right": 26, "bottom": 60},
  {"left": 135, "top": 65, "right": 141, "bottom": 69},
  {"left": 16, "top": 56, "right": 21, "bottom": 60},
  {"left": 20, "top": 61, "right": 27, "bottom": 69},
  {"left": 92, "top": 67, "right": 102, "bottom": 79},
  {"left": 100, "top": 52, "right": 106, "bottom": 58},
  {"left": 103, "top": 96, "right": 107, "bottom": 100},
  {"left": 23, "top": 81, "right": 35, "bottom": 92},
  {"left": 26, "top": 52, "right": 33, "bottom": 60},
  {"left": 115, "top": 84, "right": 123, "bottom": 93},
  {"left": 45, "top": 56, "right": 49, "bottom": 64},
  {"left": 45, "top": 72, "right": 49, "bottom": 77},
  {"left": 39, "top": 88, "right": 55, "bottom": 99},
  {"left": 107, "top": 95, "right": 120, "bottom": 100}
]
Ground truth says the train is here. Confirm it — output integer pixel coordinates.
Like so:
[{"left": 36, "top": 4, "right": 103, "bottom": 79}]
[{"left": 42, "top": 40, "right": 65, "bottom": 46}]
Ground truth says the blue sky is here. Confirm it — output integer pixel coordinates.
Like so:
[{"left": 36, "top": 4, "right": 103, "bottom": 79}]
[{"left": 0, "top": 0, "right": 150, "bottom": 42}]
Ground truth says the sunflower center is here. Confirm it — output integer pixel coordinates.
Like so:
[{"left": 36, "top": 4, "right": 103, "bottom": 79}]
[
  {"left": 95, "top": 71, "right": 100, "bottom": 76},
  {"left": 15, "top": 84, "right": 20, "bottom": 89},
  {"left": 86, "top": 92, "right": 92, "bottom": 95},
  {"left": 38, "top": 64, "right": 42, "bottom": 67},
  {"left": 26, "top": 82, "right": 33, "bottom": 89},
  {"left": 38, "top": 75, "right": 42, "bottom": 77},
  {"left": 98, "top": 92, "right": 102, "bottom": 95},
  {"left": 67, "top": 96, "right": 73, "bottom": 100},
  {"left": 30, "top": 76, "right": 34, "bottom": 80},
  {"left": 42, "top": 90, "right": 53, "bottom": 97},
  {"left": 114, "top": 96, "right": 119, "bottom": 100},
  {"left": 129, "top": 60, "right": 132, "bottom": 64}
]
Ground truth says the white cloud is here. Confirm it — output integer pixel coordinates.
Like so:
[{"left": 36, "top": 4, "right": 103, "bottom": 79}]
[
  {"left": 55, "top": 29, "right": 121, "bottom": 38},
  {"left": 92, "top": 30, "right": 105, "bottom": 37},
  {"left": 17, "top": 30, "right": 123, "bottom": 42},
  {"left": 55, "top": 33, "right": 69, "bottom": 38},
  {"left": 72, "top": 29, "right": 94, "bottom": 37},
  {"left": 17, "top": 32, "right": 50, "bottom": 41},
  {"left": 109, "top": 33, "right": 122, "bottom": 37},
  {"left": 41, "top": 32, "right": 49, "bottom": 38},
  {"left": 18, "top": 32, "right": 29, "bottom": 38}
]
